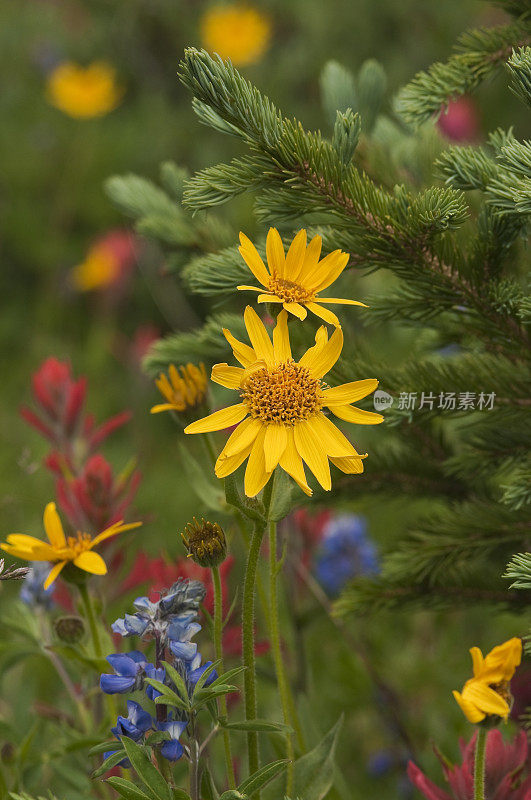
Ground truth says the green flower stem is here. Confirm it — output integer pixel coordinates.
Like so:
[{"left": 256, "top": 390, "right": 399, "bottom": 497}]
[
  {"left": 242, "top": 519, "right": 266, "bottom": 783},
  {"left": 77, "top": 582, "right": 116, "bottom": 720},
  {"left": 474, "top": 727, "right": 487, "bottom": 800},
  {"left": 204, "top": 431, "right": 219, "bottom": 468},
  {"left": 212, "top": 565, "right": 237, "bottom": 789},
  {"left": 268, "top": 518, "right": 295, "bottom": 795}
]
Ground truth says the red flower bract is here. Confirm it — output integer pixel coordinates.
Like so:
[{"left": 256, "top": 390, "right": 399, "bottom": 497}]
[{"left": 408, "top": 729, "right": 531, "bottom": 800}]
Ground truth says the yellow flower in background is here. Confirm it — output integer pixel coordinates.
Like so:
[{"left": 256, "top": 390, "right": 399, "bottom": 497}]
[
  {"left": 238, "top": 229, "right": 367, "bottom": 327},
  {"left": 185, "top": 307, "right": 383, "bottom": 497},
  {"left": 151, "top": 363, "right": 208, "bottom": 414},
  {"left": 200, "top": 5, "right": 271, "bottom": 67},
  {"left": 47, "top": 61, "right": 123, "bottom": 119},
  {"left": 453, "top": 637, "right": 522, "bottom": 724},
  {"left": 1, "top": 502, "right": 141, "bottom": 589},
  {"left": 71, "top": 241, "right": 120, "bottom": 291}
]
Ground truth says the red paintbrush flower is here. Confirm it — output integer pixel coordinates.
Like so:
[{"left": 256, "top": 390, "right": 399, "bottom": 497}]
[{"left": 408, "top": 729, "right": 531, "bottom": 800}]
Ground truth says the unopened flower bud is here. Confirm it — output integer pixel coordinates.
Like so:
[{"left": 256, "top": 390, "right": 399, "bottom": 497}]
[
  {"left": 54, "top": 615, "right": 86, "bottom": 644},
  {"left": 182, "top": 517, "right": 227, "bottom": 568}
]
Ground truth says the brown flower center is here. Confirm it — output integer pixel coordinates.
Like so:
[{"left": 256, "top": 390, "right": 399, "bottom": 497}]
[
  {"left": 268, "top": 276, "right": 313, "bottom": 304},
  {"left": 240, "top": 361, "right": 322, "bottom": 425}
]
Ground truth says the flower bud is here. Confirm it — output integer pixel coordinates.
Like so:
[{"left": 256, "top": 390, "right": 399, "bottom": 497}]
[
  {"left": 54, "top": 615, "right": 86, "bottom": 644},
  {"left": 182, "top": 517, "right": 227, "bottom": 568}
]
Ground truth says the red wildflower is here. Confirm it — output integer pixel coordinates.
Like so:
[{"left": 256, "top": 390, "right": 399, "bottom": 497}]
[
  {"left": 408, "top": 729, "right": 531, "bottom": 800},
  {"left": 20, "top": 357, "right": 86, "bottom": 442},
  {"left": 437, "top": 97, "right": 479, "bottom": 143}
]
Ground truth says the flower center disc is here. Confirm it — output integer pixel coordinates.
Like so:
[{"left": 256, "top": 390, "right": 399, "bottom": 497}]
[
  {"left": 66, "top": 533, "right": 93, "bottom": 556},
  {"left": 268, "top": 276, "right": 312, "bottom": 303},
  {"left": 240, "top": 361, "right": 322, "bottom": 425}
]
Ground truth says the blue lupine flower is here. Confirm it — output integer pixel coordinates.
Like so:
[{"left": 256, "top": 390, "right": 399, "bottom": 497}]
[
  {"left": 188, "top": 660, "right": 218, "bottom": 688},
  {"left": 100, "top": 651, "right": 148, "bottom": 694},
  {"left": 111, "top": 700, "right": 153, "bottom": 741},
  {"left": 20, "top": 562, "right": 55, "bottom": 609},
  {"left": 314, "top": 514, "right": 378, "bottom": 596},
  {"left": 144, "top": 664, "right": 165, "bottom": 701},
  {"left": 156, "top": 719, "right": 188, "bottom": 761}
]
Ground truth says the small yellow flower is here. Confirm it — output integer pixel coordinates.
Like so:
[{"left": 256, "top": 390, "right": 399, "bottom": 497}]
[
  {"left": 47, "top": 61, "right": 123, "bottom": 119},
  {"left": 1, "top": 502, "right": 141, "bottom": 589},
  {"left": 200, "top": 4, "right": 271, "bottom": 67},
  {"left": 453, "top": 637, "right": 522, "bottom": 724},
  {"left": 151, "top": 363, "right": 208, "bottom": 414},
  {"left": 237, "top": 229, "right": 366, "bottom": 327},
  {"left": 184, "top": 307, "right": 383, "bottom": 497},
  {"left": 71, "top": 242, "right": 120, "bottom": 291}
]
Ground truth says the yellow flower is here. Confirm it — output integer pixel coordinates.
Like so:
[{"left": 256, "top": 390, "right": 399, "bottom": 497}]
[
  {"left": 237, "top": 229, "right": 366, "bottom": 327},
  {"left": 200, "top": 5, "right": 271, "bottom": 67},
  {"left": 46, "top": 62, "right": 123, "bottom": 119},
  {"left": 151, "top": 363, "right": 208, "bottom": 414},
  {"left": 184, "top": 307, "right": 383, "bottom": 497},
  {"left": 453, "top": 637, "right": 522, "bottom": 724},
  {"left": 1, "top": 502, "right": 141, "bottom": 589},
  {"left": 71, "top": 242, "right": 120, "bottom": 291}
]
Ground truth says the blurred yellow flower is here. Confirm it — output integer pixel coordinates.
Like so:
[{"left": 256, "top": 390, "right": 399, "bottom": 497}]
[
  {"left": 47, "top": 61, "right": 123, "bottom": 119},
  {"left": 151, "top": 363, "right": 208, "bottom": 414},
  {"left": 200, "top": 5, "right": 271, "bottom": 67},
  {"left": 1, "top": 502, "right": 141, "bottom": 589},
  {"left": 71, "top": 242, "right": 120, "bottom": 291},
  {"left": 453, "top": 637, "right": 522, "bottom": 724},
  {"left": 238, "top": 229, "right": 366, "bottom": 327},
  {"left": 185, "top": 307, "right": 383, "bottom": 497}
]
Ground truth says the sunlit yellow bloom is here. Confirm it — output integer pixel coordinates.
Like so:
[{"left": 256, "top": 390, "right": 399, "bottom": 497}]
[
  {"left": 1, "top": 502, "right": 141, "bottom": 589},
  {"left": 47, "top": 62, "right": 123, "bottom": 119},
  {"left": 453, "top": 637, "right": 522, "bottom": 724},
  {"left": 184, "top": 307, "right": 383, "bottom": 497},
  {"left": 151, "top": 363, "right": 208, "bottom": 414},
  {"left": 237, "top": 229, "right": 366, "bottom": 327},
  {"left": 200, "top": 5, "right": 271, "bottom": 67},
  {"left": 71, "top": 242, "right": 120, "bottom": 291}
]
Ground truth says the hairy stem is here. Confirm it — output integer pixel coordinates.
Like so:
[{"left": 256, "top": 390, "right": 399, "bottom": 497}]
[{"left": 474, "top": 727, "right": 487, "bottom": 800}]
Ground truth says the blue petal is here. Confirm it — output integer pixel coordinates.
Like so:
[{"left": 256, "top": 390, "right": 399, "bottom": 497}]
[
  {"left": 126, "top": 700, "right": 153, "bottom": 733},
  {"left": 111, "top": 618, "right": 129, "bottom": 637},
  {"left": 124, "top": 613, "right": 149, "bottom": 635},
  {"left": 170, "top": 640, "right": 198, "bottom": 661},
  {"left": 100, "top": 674, "right": 136, "bottom": 694},
  {"left": 106, "top": 654, "right": 140, "bottom": 677},
  {"left": 160, "top": 739, "right": 184, "bottom": 762}
]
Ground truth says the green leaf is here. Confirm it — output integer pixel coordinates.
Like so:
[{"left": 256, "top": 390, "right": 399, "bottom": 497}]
[
  {"left": 219, "top": 793, "right": 246, "bottom": 800},
  {"left": 192, "top": 684, "right": 239, "bottom": 708},
  {"left": 201, "top": 765, "right": 220, "bottom": 800},
  {"left": 224, "top": 473, "right": 265, "bottom": 523},
  {"left": 92, "top": 749, "right": 127, "bottom": 779},
  {"left": 192, "top": 659, "right": 221, "bottom": 694},
  {"left": 162, "top": 660, "right": 190, "bottom": 700},
  {"left": 292, "top": 717, "right": 343, "bottom": 800},
  {"left": 120, "top": 737, "right": 171, "bottom": 800},
  {"left": 145, "top": 678, "right": 190, "bottom": 712},
  {"left": 178, "top": 443, "right": 224, "bottom": 512},
  {"left": 207, "top": 666, "right": 246, "bottom": 689},
  {"left": 172, "top": 791, "right": 192, "bottom": 800},
  {"left": 320, "top": 61, "right": 357, "bottom": 122},
  {"left": 238, "top": 759, "right": 290, "bottom": 797},
  {"left": 223, "top": 719, "right": 293, "bottom": 734},
  {"left": 105, "top": 174, "right": 176, "bottom": 219},
  {"left": 106, "top": 777, "right": 152, "bottom": 800},
  {"left": 89, "top": 740, "right": 121, "bottom": 756},
  {"left": 268, "top": 469, "right": 295, "bottom": 522}
]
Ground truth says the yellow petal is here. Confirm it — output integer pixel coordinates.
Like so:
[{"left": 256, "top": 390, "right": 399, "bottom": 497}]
[
  {"left": 155, "top": 374, "right": 174, "bottom": 403},
  {"left": 308, "top": 251, "right": 349, "bottom": 292},
  {"left": 283, "top": 302, "right": 307, "bottom": 320},
  {"left": 483, "top": 638, "right": 522, "bottom": 681},
  {"left": 328, "top": 405, "right": 384, "bottom": 425},
  {"left": 297, "top": 235, "right": 322, "bottom": 283},
  {"left": 215, "top": 440, "right": 254, "bottom": 479},
  {"left": 279, "top": 428, "right": 312, "bottom": 496},
  {"left": 223, "top": 328, "right": 256, "bottom": 367},
  {"left": 185, "top": 404, "right": 248, "bottom": 434},
  {"left": 469, "top": 646, "right": 485, "bottom": 678},
  {"left": 244, "top": 306, "right": 274, "bottom": 365},
  {"left": 452, "top": 690, "right": 485, "bottom": 724},
  {"left": 272, "top": 310, "right": 291, "bottom": 362},
  {"left": 237, "top": 285, "right": 264, "bottom": 292},
  {"left": 91, "top": 521, "right": 142, "bottom": 547},
  {"left": 1, "top": 541, "right": 58, "bottom": 562},
  {"left": 211, "top": 363, "right": 245, "bottom": 389},
  {"left": 317, "top": 297, "right": 368, "bottom": 307},
  {"left": 308, "top": 413, "right": 358, "bottom": 457},
  {"left": 219, "top": 417, "right": 262, "bottom": 459},
  {"left": 463, "top": 681, "right": 510, "bottom": 719},
  {"left": 44, "top": 561, "right": 68, "bottom": 590},
  {"left": 150, "top": 403, "right": 178, "bottom": 414},
  {"left": 330, "top": 454, "right": 366, "bottom": 474},
  {"left": 43, "top": 502, "right": 66, "bottom": 549},
  {"left": 266, "top": 227, "right": 286, "bottom": 278},
  {"left": 257, "top": 294, "right": 283, "bottom": 303},
  {"left": 239, "top": 232, "right": 270, "bottom": 286},
  {"left": 73, "top": 550, "right": 108, "bottom": 576},
  {"left": 299, "top": 325, "right": 343, "bottom": 379},
  {"left": 244, "top": 428, "right": 272, "bottom": 497},
  {"left": 293, "top": 419, "right": 331, "bottom": 491},
  {"left": 322, "top": 379, "right": 379, "bottom": 406},
  {"left": 264, "top": 424, "right": 288, "bottom": 473},
  {"left": 284, "top": 229, "right": 307, "bottom": 281},
  {"left": 305, "top": 302, "right": 340, "bottom": 327}
]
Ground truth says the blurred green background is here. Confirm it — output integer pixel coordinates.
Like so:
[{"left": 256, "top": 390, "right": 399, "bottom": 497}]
[{"left": 0, "top": 1, "right": 526, "bottom": 798}]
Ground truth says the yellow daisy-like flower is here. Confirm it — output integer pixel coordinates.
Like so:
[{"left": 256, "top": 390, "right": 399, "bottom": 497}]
[
  {"left": 46, "top": 61, "right": 123, "bottom": 119},
  {"left": 184, "top": 307, "right": 383, "bottom": 497},
  {"left": 453, "top": 637, "right": 522, "bottom": 724},
  {"left": 237, "top": 228, "right": 366, "bottom": 327},
  {"left": 1, "top": 502, "right": 141, "bottom": 589},
  {"left": 151, "top": 363, "right": 208, "bottom": 414},
  {"left": 200, "top": 5, "right": 271, "bottom": 67}
]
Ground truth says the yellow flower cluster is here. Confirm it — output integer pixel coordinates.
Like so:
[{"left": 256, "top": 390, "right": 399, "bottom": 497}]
[
  {"left": 453, "top": 637, "right": 522, "bottom": 723},
  {"left": 200, "top": 5, "right": 271, "bottom": 67},
  {"left": 151, "top": 363, "right": 208, "bottom": 414},
  {"left": 150, "top": 229, "right": 383, "bottom": 497},
  {"left": 47, "top": 61, "right": 123, "bottom": 119}
]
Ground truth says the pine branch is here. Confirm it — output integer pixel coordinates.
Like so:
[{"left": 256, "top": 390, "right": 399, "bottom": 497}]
[{"left": 506, "top": 45, "right": 531, "bottom": 107}]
